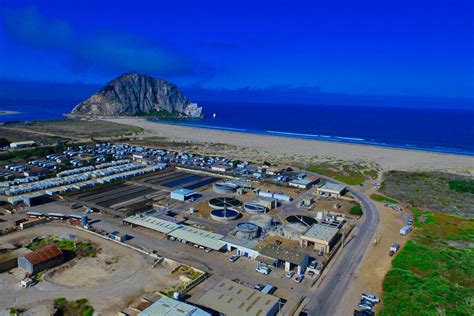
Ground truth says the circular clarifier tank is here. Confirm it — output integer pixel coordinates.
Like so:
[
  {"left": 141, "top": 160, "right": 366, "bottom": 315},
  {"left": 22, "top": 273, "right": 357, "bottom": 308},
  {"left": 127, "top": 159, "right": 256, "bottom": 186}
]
[
  {"left": 208, "top": 197, "right": 242, "bottom": 209},
  {"left": 244, "top": 203, "right": 267, "bottom": 214},
  {"left": 210, "top": 208, "right": 240, "bottom": 221},
  {"left": 213, "top": 182, "right": 240, "bottom": 194}
]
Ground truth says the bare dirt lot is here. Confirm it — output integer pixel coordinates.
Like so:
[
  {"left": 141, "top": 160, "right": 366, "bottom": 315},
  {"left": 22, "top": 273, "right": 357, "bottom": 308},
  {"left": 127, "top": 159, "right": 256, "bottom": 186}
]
[
  {"left": 0, "top": 224, "right": 189, "bottom": 315},
  {"left": 339, "top": 189, "right": 410, "bottom": 314}
]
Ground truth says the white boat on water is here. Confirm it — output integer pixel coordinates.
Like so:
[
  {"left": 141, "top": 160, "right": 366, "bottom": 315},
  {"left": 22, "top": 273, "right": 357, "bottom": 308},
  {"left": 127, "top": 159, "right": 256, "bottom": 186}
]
[{"left": 212, "top": 113, "right": 217, "bottom": 119}]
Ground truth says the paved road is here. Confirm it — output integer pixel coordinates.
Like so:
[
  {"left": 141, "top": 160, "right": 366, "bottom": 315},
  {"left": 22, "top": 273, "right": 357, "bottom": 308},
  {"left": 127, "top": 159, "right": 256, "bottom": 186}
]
[{"left": 302, "top": 174, "right": 380, "bottom": 316}]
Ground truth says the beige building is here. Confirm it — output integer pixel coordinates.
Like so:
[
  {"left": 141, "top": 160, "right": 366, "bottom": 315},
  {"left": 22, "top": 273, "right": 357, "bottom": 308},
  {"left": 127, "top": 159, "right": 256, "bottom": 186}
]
[
  {"left": 300, "top": 223, "right": 341, "bottom": 254},
  {"left": 316, "top": 182, "right": 346, "bottom": 198},
  {"left": 197, "top": 279, "right": 280, "bottom": 316}
]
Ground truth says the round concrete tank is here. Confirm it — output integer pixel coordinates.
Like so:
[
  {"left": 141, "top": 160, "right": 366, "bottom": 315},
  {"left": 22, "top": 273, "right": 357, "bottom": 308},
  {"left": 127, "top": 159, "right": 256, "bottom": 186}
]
[
  {"left": 244, "top": 203, "right": 267, "bottom": 214},
  {"left": 210, "top": 208, "right": 240, "bottom": 221},
  {"left": 236, "top": 222, "right": 260, "bottom": 239},
  {"left": 213, "top": 182, "right": 240, "bottom": 194},
  {"left": 208, "top": 197, "right": 242, "bottom": 209}
]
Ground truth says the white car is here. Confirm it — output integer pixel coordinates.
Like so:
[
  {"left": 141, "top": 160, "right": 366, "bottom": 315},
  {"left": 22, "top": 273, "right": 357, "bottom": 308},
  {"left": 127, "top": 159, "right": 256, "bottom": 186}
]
[
  {"left": 361, "top": 293, "right": 380, "bottom": 304},
  {"left": 358, "top": 302, "right": 373, "bottom": 311},
  {"left": 256, "top": 265, "right": 270, "bottom": 275},
  {"left": 286, "top": 271, "right": 295, "bottom": 278}
]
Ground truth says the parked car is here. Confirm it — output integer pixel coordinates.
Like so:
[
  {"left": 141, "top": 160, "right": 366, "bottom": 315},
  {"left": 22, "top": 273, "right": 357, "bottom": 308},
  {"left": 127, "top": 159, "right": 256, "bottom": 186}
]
[
  {"left": 389, "top": 243, "right": 400, "bottom": 256},
  {"left": 308, "top": 271, "right": 315, "bottom": 278},
  {"left": 361, "top": 293, "right": 380, "bottom": 304},
  {"left": 261, "top": 284, "right": 276, "bottom": 294},
  {"left": 256, "top": 265, "right": 271, "bottom": 275},
  {"left": 229, "top": 255, "right": 240, "bottom": 262},
  {"left": 286, "top": 271, "right": 295, "bottom": 278},
  {"left": 294, "top": 274, "right": 304, "bottom": 283},
  {"left": 204, "top": 248, "right": 212, "bottom": 253},
  {"left": 254, "top": 283, "right": 264, "bottom": 291},
  {"left": 309, "top": 260, "right": 317, "bottom": 269},
  {"left": 357, "top": 302, "right": 373, "bottom": 311},
  {"left": 400, "top": 225, "right": 412, "bottom": 236}
]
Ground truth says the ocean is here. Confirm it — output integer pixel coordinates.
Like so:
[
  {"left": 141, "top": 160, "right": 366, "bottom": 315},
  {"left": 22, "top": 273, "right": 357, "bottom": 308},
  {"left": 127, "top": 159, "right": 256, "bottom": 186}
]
[{"left": 1, "top": 100, "right": 473, "bottom": 156}]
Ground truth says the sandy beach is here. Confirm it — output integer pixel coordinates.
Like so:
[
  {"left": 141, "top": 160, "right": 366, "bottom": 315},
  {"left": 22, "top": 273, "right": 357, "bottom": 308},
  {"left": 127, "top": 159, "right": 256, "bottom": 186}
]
[{"left": 106, "top": 117, "right": 474, "bottom": 172}]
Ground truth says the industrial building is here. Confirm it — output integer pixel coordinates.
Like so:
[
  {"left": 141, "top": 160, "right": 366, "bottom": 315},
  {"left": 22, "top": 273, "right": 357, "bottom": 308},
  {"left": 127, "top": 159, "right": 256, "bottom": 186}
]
[
  {"left": 222, "top": 235, "right": 260, "bottom": 259},
  {"left": 257, "top": 244, "right": 309, "bottom": 275},
  {"left": 289, "top": 178, "right": 318, "bottom": 189},
  {"left": 124, "top": 214, "right": 226, "bottom": 251},
  {"left": 316, "top": 182, "right": 347, "bottom": 198},
  {"left": 300, "top": 223, "right": 341, "bottom": 253},
  {"left": 0, "top": 248, "right": 32, "bottom": 272},
  {"left": 139, "top": 296, "right": 211, "bottom": 316},
  {"left": 170, "top": 188, "right": 196, "bottom": 201},
  {"left": 17, "top": 245, "right": 63, "bottom": 275},
  {"left": 197, "top": 279, "right": 280, "bottom": 316}
]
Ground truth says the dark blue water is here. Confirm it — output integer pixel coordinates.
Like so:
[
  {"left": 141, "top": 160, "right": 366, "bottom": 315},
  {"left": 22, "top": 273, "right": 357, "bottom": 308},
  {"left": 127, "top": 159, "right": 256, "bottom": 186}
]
[
  {"left": 0, "top": 100, "right": 72, "bottom": 122},
  {"left": 1, "top": 100, "right": 473, "bottom": 155},
  {"left": 154, "top": 101, "right": 474, "bottom": 156}
]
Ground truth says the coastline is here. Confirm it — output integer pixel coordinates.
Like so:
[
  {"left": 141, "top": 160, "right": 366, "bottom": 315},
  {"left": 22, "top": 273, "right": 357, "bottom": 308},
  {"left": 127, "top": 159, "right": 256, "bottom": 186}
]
[
  {"left": 0, "top": 110, "right": 20, "bottom": 116},
  {"left": 104, "top": 117, "right": 474, "bottom": 172}
]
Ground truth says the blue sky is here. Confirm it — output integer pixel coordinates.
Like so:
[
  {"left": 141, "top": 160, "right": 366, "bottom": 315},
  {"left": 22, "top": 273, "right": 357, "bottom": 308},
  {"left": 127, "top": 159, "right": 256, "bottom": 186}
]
[{"left": 0, "top": 0, "right": 473, "bottom": 99}]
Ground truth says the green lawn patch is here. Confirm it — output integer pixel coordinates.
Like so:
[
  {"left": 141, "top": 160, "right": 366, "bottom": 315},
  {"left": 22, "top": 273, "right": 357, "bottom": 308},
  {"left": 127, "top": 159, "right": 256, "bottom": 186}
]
[
  {"left": 449, "top": 179, "right": 474, "bottom": 194},
  {"left": 380, "top": 209, "right": 474, "bottom": 315},
  {"left": 350, "top": 204, "right": 363, "bottom": 216},
  {"left": 370, "top": 194, "right": 399, "bottom": 204}
]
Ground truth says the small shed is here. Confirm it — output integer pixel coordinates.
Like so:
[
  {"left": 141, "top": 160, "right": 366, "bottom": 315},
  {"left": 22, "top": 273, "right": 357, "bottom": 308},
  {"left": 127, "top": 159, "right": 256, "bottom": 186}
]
[
  {"left": 17, "top": 245, "right": 63, "bottom": 275},
  {"left": 170, "top": 188, "right": 196, "bottom": 201}
]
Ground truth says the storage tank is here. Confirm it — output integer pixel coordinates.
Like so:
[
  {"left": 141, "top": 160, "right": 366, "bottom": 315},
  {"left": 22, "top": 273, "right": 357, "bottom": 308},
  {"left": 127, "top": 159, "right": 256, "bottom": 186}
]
[
  {"left": 235, "top": 222, "right": 260, "bottom": 239},
  {"left": 213, "top": 182, "right": 240, "bottom": 194}
]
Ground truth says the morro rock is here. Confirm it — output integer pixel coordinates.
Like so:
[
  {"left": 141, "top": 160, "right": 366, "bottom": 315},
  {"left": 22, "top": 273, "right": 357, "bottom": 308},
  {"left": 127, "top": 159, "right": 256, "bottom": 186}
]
[{"left": 71, "top": 73, "right": 202, "bottom": 117}]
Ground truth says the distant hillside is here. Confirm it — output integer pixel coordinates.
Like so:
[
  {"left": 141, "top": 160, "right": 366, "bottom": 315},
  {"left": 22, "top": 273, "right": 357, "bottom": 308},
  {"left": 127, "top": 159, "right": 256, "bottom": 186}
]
[{"left": 71, "top": 73, "right": 202, "bottom": 117}]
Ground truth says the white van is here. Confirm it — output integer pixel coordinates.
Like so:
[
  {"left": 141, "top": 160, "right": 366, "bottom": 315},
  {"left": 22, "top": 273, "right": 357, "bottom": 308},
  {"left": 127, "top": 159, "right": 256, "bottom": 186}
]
[
  {"left": 256, "top": 265, "right": 270, "bottom": 275},
  {"left": 400, "top": 225, "right": 412, "bottom": 236}
]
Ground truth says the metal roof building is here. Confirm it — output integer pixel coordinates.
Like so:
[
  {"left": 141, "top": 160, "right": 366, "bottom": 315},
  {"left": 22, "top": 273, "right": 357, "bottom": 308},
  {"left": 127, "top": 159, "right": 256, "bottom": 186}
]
[
  {"left": 170, "top": 188, "right": 196, "bottom": 201},
  {"left": 197, "top": 279, "right": 280, "bottom": 316},
  {"left": 139, "top": 296, "right": 210, "bottom": 316},
  {"left": 124, "top": 215, "right": 181, "bottom": 234},
  {"left": 18, "top": 245, "right": 63, "bottom": 275},
  {"left": 289, "top": 178, "right": 317, "bottom": 189},
  {"left": 123, "top": 214, "right": 225, "bottom": 251},
  {"left": 168, "top": 226, "right": 225, "bottom": 251}
]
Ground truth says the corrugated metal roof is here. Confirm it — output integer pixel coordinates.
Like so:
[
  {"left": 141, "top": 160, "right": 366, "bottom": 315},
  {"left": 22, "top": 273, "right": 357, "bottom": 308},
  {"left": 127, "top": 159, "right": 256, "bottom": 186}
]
[
  {"left": 124, "top": 215, "right": 181, "bottom": 234},
  {"left": 168, "top": 226, "right": 225, "bottom": 251},
  {"left": 22, "top": 245, "right": 62, "bottom": 265},
  {"left": 139, "top": 296, "right": 211, "bottom": 316}
]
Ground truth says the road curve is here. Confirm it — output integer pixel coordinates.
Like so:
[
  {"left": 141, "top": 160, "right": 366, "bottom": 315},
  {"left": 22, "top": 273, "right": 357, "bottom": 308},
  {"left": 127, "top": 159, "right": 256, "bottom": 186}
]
[{"left": 302, "top": 173, "right": 380, "bottom": 316}]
